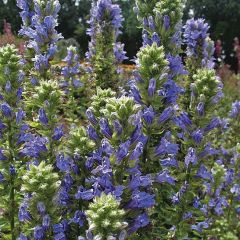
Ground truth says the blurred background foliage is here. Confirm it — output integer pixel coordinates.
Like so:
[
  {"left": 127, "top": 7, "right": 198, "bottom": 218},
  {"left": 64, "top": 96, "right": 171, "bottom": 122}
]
[{"left": 0, "top": 0, "right": 240, "bottom": 60}]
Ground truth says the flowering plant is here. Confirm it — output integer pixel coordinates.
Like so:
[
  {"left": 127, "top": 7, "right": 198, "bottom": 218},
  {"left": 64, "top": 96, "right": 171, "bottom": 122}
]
[{"left": 0, "top": 0, "right": 239, "bottom": 240}]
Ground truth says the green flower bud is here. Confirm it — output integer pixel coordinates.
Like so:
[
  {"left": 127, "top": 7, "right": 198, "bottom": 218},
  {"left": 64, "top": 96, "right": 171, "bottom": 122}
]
[
  {"left": 21, "top": 162, "right": 60, "bottom": 216},
  {"left": 137, "top": 43, "right": 168, "bottom": 81},
  {"left": 86, "top": 193, "right": 127, "bottom": 238}
]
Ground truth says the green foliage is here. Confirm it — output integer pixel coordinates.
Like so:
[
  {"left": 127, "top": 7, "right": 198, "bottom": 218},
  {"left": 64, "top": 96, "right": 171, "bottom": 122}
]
[{"left": 89, "top": 33, "right": 119, "bottom": 90}]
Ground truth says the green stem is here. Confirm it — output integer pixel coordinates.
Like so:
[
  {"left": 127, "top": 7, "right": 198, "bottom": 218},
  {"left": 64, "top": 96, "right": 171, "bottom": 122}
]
[
  {"left": 7, "top": 121, "right": 15, "bottom": 240},
  {"left": 10, "top": 178, "right": 15, "bottom": 240}
]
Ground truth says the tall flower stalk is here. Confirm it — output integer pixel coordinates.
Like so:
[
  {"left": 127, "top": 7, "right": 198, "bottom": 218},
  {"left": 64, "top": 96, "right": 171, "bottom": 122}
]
[
  {"left": 17, "top": 0, "right": 62, "bottom": 81},
  {"left": 0, "top": 45, "right": 25, "bottom": 240},
  {"left": 86, "top": 0, "right": 127, "bottom": 90},
  {"left": 17, "top": 0, "right": 65, "bottom": 238}
]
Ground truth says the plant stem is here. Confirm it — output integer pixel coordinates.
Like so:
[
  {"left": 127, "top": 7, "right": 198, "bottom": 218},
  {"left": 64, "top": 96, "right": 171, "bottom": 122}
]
[
  {"left": 10, "top": 179, "right": 15, "bottom": 240},
  {"left": 8, "top": 121, "right": 15, "bottom": 240}
]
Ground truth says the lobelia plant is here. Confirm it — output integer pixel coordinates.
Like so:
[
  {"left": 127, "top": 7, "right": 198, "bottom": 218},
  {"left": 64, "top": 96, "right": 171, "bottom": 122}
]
[
  {"left": 57, "top": 91, "right": 147, "bottom": 238},
  {"left": 0, "top": 0, "right": 239, "bottom": 239},
  {"left": 17, "top": 0, "right": 62, "bottom": 81},
  {"left": 17, "top": 0, "right": 64, "bottom": 163},
  {"left": 128, "top": 0, "right": 187, "bottom": 238},
  {"left": 16, "top": 0, "right": 66, "bottom": 239},
  {"left": 182, "top": 18, "right": 216, "bottom": 109},
  {"left": 61, "top": 46, "right": 85, "bottom": 122},
  {"left": 0, "top": 45, "right": 25, "bottom": 240},
  {"left": 206, "top": 103, "right": 240, "bottom": 239},
  {"left": 86, "top": 0, "right": 127, "bottom": 90},
  {"left": 19, "top": 162, "right": 60, "bottom": 239}
]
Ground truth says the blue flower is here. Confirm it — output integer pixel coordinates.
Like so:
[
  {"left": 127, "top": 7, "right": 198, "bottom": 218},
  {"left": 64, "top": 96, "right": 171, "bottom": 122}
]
[
  {"left": 9, "top": 165, "right": 16, "bottom": 175},
  {"left": 191, "top": 129, "right": 203, "bottom": 144},
  {"left": 18, "top": 0, "right": 62, "bottom": 75},
  {"left": 148, "top": 16, "right": 155, "bottom": 30},
  {"left": 20, "top": 135, "right": 48, "bottom": 158},
  {"left": 155, "top": 137, "right": 179, "bottom": 156},
  {"left": 159, "top": 107, "right": 174, "bottom": 124},
  {"left": 127, "top": 191, "right": 155, "bottom": 209},
  {"left": 130, "top": 85, "right": 142, "bottom": 104},
  {"left": 0, "top": 172, "right": 4, "bottom": 182},
  {"left": 163, "top": 80, "right": 183, "bottom": 104},
  {"left": 17, "top": 87, "right": 23, "bottom": 99},
  {"left": 185, "top": 147, "right": 198, "bottom": 168},
  {"left": 113, "top": 119, "right": 123, "bottom": 136},
  {"left": 87, "top": 125, "right": 99, "bottom": 141},
  {"left": 33, "top": 54, "right": 50, "bottom": 74},
  {"left": 37, "top": 202, "right": 46, "bottom": 215},
  {"left": 204, "top": 117, "right": 220, "bottom": 132},
  {"left": 229, "top": 101, "right": 240, "bottom": 118},
  {"left": 197, "top": 102, "right": 205, "bottom": 116},
  {"left": 70, "top": 210, "right": 85, "bottom": 227},
  {"left": 116, "top": 140, "right": 131, "bottom": 162},
  {"left": 173, "top": 112, "right": 192, "bottom": 131},
  {"left": 62, "top": 173, "right": 74, "bottom": 190},
  {"left": 99, "top": 118, "right": 112, "bottom": 138},
  {"left": 167, "top": 54, "right": 187, "bottom": 77},
  {"left": 86, "top": 109, "right": 98, "bottom": 125},
  {"left": 152, "top": 32, "right": 161, "bottom": 46},
  {"left": 38, "top": 108, "right": 48, "bottom": 125},
  {"left": 114, "top": 42, "right": 128, "bottom": 62},
  {"left": 184, "top": 18, "right": 209, "bottom": 57},
  {"left": 42, "top": 215, "right": 51, "bottom": 229},
  {"left": 129, "top": 174, "right": 152, "bottom": 190},
  {"left": 58, "top": 187, "right": 70, "bottom": 206},
  {"left": 52, "top": 125, "right": 64, "bottom": 141},
  {"left": 16, "top": 108, "right": 25, "bottom": 124},
  {"left": 129, "top": 212, "right": 150, "bottom": 234},
  {"left": 130, "top": 142, "right": 144, "bottom": 160},
  {"left": 0, "top": 119, "right": 6, "bottom": 130},
  {"left": 1, "top": 102, "right": 12, "bottom": 118},
  {"left": 18, "top": 202, "right": 32, "bottom": 222},
  {"left": 53, "top": 220, "right": 68, "bottom": 234},
  {"left": 0, "top": 148, "right": 7, "bottom": 161},
  {"left": 54, "top": 233, "right": 67, "bottom": 240},
  {"left": 130, "top": 124, "right": 142, "bottom": 144},
  {"left": 56, "top": 154, "right": 71, "bottom": 172},
  {"left": 34, "top": 226, "right": 45, "bottom": 240},
  {"left": 148, "top": 78, "right": 156, "bottom": 97},
  {"left": 196, "top": 164, "right": 212, "bottom": 180},
  {"left": 75, "top": 186, "right": 94, "bottom": 200},
  {"left": 101, "top": 139, "right": 114, "bottom": 155},
  {"left": 156, "top": 170, "right": 176, "bottom": 185},
  {"left": 19, "top": 233, "right": 28, "bottom": 240},
  {"left": 191, "top": 220, "right": 209, "bottom": 233},
  {"left": 5, "top": 81, "right": 11, "bottom": 93},
  {"left": 160, "top": 156, "right": 178, "bottom": 168}
]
